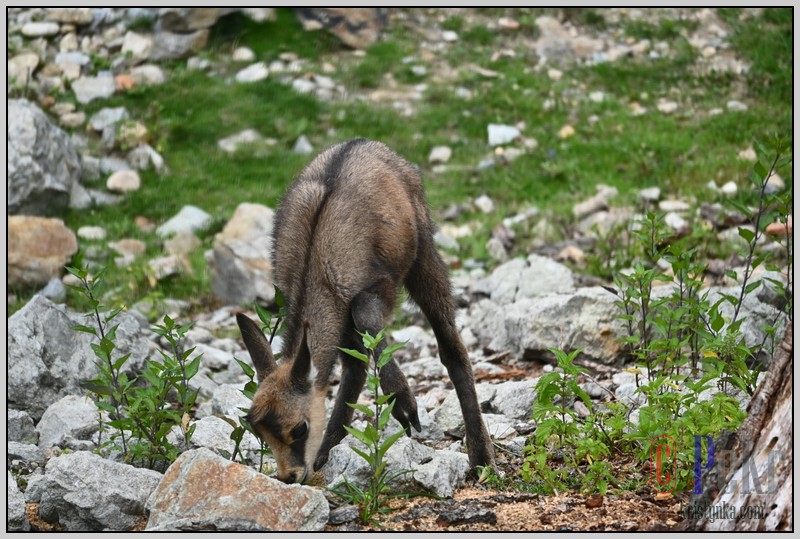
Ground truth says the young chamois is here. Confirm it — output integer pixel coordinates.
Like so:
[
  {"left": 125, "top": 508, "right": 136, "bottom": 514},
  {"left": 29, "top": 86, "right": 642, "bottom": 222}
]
[{"left": 237, "top": 138, "right": 496, "bottom": 484}]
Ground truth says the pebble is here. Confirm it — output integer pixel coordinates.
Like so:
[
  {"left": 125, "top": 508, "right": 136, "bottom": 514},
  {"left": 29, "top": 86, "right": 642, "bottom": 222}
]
[
  {"left": 21, "top": 22, "right": 60, "bottom": 37},
  {"left": 149, "top": 255, "right": 183, "bottom": 280},
  {"left": 235, "top": 62, "right": 268, "bottom": 83},
  {"left": 765, "top": 216, "right": 792, "bottom": 238},
  {"left": 720, "top": 181, "right": 738, "bottom": 197},
  {"left": 726, "top": 100, "right": 748, "bottom": 112},
  {"left": 130, "top": 64, "right": 165, "bottom": 86},
  {"left": 547, "top": 68, "right": 562, "bottom": 81},
  {"left": 428, "top": 146, "right": 452, "bottom": 164},
  {"left": 292, "top": 135, "right": 314, "bottom": 155},
  {"left": 77, "top": 226, "right": 107, "bottom": 241},
  {"left": 442, "top": 30, "right": 459, "bottom": 42},
  {"left": 474, "top": 195, "right": 495, "bottom": 214},
  {"left": 765, "top": 173, "right": 785, "bottom": 194},
  {"left": 232, "top": 47, "right": 255, "bottom": 62},
  {"left": 487, "top": 124, "right": 520, "bottom": 146},
  {"left": 59, "top": 112, "right": 86, "bottom": 128},
  {"left": 657, "top": 100, "right": 679, "bottom": 114},
  {"left": 107, "top": 170, "right": 141, "bottom": 193},
  {"left": 658, "top": 200, "right": 690, "bottom": 212},
  {"left": 664, "top": 212, "right": 688, "bottom": 233},
  {"left": 589, "top": 91, "right": 605, "bottom": 103},
  {"left": 557, "top": 124, "right": 575, "bottom": 139},
  {"left": 638, "top": 187, "right": 661, "bottom": 202},
  {"left": 497, "top": 17, "right": 520, "bottom": 30},
  {"left": 737, "top": 147, "right": 757, "bottom": 161},
  {"left": 71, "top": 75, "right": 116, "bottom": 104}
]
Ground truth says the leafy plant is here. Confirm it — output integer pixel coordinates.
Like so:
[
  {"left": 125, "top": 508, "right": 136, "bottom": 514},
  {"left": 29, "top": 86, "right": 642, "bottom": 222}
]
[
  {"left": 329, "top": 330, "right": 413, "bottom": 526},
  {"left": 69, "top": 261, "right": 201, "bottom": 470}
]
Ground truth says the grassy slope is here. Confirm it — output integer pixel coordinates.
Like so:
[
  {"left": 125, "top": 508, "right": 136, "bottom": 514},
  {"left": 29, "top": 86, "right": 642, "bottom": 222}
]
[{"left": 9, "top": 8, "right": 792, "bottom": 316}]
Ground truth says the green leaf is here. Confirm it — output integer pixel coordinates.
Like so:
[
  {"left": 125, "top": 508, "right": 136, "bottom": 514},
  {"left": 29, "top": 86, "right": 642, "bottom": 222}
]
[
  {"left": 72, "top": 324, "right": 98, "bottom": 335},
  {"left": 185, "top": 355, "right": 202, "bottom": 379},
  {"left": 347, "top": 402, "right": 375, "bottom": 417},
  {"left": 65, "top": 265, "right": 88, "bottom": 280},
  {"left": 737, "top": 227, "right": 756, "bottom": 244},
  {"left": 235, "top": 358, "right": 256, "bottom": 379},
  {"left": 255, "top": 303, "right": 273, "bottom": 327},
  {"left": 338, "top": 347, "right": 368, "bottom": 363},
  {"left": 379, "top": 430, "right": 405, "bottom": 455},
  {"left": 80, "top": 380, "right": 114, "bottom": 396}
]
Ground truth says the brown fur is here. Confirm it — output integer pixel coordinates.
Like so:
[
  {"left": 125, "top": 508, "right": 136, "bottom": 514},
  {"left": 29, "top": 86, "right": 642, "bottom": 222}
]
[{"left": 238, "top": 139, "right": 496, "bottom": 483}]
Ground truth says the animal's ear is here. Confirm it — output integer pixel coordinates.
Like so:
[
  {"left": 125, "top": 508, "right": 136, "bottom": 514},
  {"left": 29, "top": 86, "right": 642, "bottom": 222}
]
[
  {"left": 291, "top": 322, "right": 312, "bottom": 386},
  {"left": 236, "top": 313, "right": 277, "bottom": 382}
]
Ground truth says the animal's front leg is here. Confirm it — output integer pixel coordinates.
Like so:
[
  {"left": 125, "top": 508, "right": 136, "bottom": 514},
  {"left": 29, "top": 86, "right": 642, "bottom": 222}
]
[{"left": 314, "top": 352, "right": 367, "bottom": 470}]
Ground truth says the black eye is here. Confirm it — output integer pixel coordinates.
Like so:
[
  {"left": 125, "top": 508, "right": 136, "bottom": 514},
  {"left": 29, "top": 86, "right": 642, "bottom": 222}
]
[{"left": 291, "top": 421, "right": 309, "bottom": 440}]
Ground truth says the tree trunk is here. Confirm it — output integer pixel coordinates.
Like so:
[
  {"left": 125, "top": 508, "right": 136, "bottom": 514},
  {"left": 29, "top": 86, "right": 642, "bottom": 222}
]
[{"left": 683, "top": 324, "right": 792, "bottom": 531}]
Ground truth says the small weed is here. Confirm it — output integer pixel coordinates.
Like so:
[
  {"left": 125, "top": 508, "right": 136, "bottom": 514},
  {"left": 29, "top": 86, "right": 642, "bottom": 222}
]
[{"left": 329, "top": 330, "right": 414, "bottom": 527}]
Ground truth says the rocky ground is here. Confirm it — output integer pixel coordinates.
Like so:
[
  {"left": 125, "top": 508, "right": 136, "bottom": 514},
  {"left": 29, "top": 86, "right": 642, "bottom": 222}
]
[{"left": 7, "top": 7, "right": 792, "bottom": 532}]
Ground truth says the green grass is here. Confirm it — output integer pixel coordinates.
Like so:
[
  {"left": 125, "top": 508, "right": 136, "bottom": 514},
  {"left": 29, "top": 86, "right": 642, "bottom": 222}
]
[{"left": 9, "top": 8, "right": 792, "bottom": 317}]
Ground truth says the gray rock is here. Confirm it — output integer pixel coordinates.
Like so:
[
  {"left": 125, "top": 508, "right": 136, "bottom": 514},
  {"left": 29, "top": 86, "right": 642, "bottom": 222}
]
[
  {"left": 46, "top": 7, "right": 94, "bottom": 25},
  {"left": 210, "top": 203, "right": 275, "bottom": 305},
  {"left": 25, "top": 451, "right": 162, "bottom": 531},
  {"left": 292, "top": 134, "right": 314, "bottom": 154},
  {"left": 55, "top": 51, "right": 91, "bottom": 66},
  {"left": 167, "top": 416, "right": 259, "bottom": 460},
  {"left": 71, "top": 75, "right": 116, "bottom": 104},
  {"left": 487, "top": 123, "right": 520, "bottom": 146},
  {"left": 8, "top": 295, "right": 149, "bottom": 420},
  {"left": 210, "top": 384, "right": 251, "bottom": 417},
  {"left": 232, "top": 47, "right": 256, "bottom": 62},
  {"left": 391, "top": 325, "right": 434, "bottom": 351},
  {"left": 8, "top": 99, "right": 81, "bottom": 216},
  {"left": 410, "top": 397, "right": 445, "bottom": 441},
  {"left": 40, "top": 277, "right": 67, "bottom": 303},
  {"left": 146, "top": 448, "right": 329, "bottom": 531},
  {"left": 615, "top": 382, "right": 646, "bottom": 407},
  {"left": 150, "top": 30, "right": 209, "bottom": 61},
  {"left": 88, "top": 107, "right": 129, "bottom": 131},
  {"left": 127, "top": 143, "right": 166, "bottom": 173},
  {"left": 433, "top": 383, "right": 497, "bottom": 437},
  {"left": 498, "top": 286, "right": 628, "bottom": 364},
  {"left": 36, "top": 395, "right": 100, "bottom": 450},
  {"left": 7, "top": 472, "right": 30, "bottom": 532},
  {"left": 482, "top": 413, "right": 518, "bottom": 439},
  {"left": 130, "top": 64, "right": 165, "bottom": 86},
  {"left": 489, "top": 379, "right": 538, "bottom": 420},
  {"left": 472, "top": 255, "right": 574, "bottom": 305},
  {"left": 295, "top": 8, "right": 387, "bottom": 49},
  {"left": 323, "top": 435, "right": 468, "bottom": 498},
  {"left": 8, "top": 441, "right": 46, "bottom": 464},
  {"left": 158, "top": 7, "right": 234, "bottom": 32},
  {"left": 8, "top": 409, "right": 38, "bottom": 444},
  {"left": 156, "top": 205, "right": 212, "bottom": 238}
]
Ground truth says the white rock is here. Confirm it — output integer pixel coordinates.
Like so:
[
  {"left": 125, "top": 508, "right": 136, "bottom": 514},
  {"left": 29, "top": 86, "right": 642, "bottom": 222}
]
[
  {"left": 737, "top": 147, "right": 757, "bottom": 161},
  {"left": 71, "top": 75, "right": 115, "bottom": 104},
  {"left": 720, "top": 181, "right": 738, "bottom": 197},
  {"left": 21, "top": 22, "right": 60, "bottom": 37},
  {"left": 487, "top": 123, "right": 520, "bottom": 146},
  {"left": 235, "top": 62, "right": 268, "bottom": 83},
  {"left": 658, "top": 199, "right": 690, "bottom": 212},
  {"left": 292, "top": 78, "right": 316, "bottom": 94},
  {"left": 474, "top": 195, "right": 495, "bottom": 214},
  {"left": 232, "top": 47, "right": 255, "bottom": 62},
  {"left": 589, "top": 91, "right": 605, "bottom": 103},
  {"left": 657, "top": 100, "right": 679, "bottom": 114},
  {"left": 106, "top": 170, "right": 141, "bottom": 193},
  {"left": 77, "top": 226, "right": 107, "bottom": 241},
  {"left": 149, "top": 255, "right": 183, "bottom": 280},
  {"left": 765, "top": 173, "right": 785, "bottom": 194},
  {"left": 638, "top": 187, "right": 661, "bottom": 202},
  {"left": 428, "top": 145, "right": 452, "bottom": 164},
  {"left": 292, "top": 135, "right": 314, "bottom": 155},
  {"left": 217, "top": 129, "right": 267, "bottom": 154},
  {"left": 442, "top": 30, "right": 459, "bottom": 42},
  {"left": 156, "top": 205, "right": 212, "bottom": 238},
  {"left": 547, "top": 68, "right": 562, "bottom": 81},
  {"left": 8, "top": 53, "right": 40, "bottom": 86},
  {"left": 664, "top": 212, "right": 688, "bottom": 232},
  {"left": 130, "top": 64, "right": 165, "bottom": 86},
  {"left": 726, "top": 99, "right": 748, "bottom": 112},
  {"left": 121, "top": 31, "right": 153, "bottom": 62}
]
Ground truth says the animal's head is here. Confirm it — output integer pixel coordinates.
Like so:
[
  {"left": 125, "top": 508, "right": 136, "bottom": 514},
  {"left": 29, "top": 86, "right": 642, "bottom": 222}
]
[{"left": 236, "top": 313, "right": 326, "bottom": 484}]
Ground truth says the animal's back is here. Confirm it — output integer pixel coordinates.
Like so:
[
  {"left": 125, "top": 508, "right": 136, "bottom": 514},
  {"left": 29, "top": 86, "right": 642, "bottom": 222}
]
[{"left": 273, "top": 139, "right": 429, "bottom": 353}]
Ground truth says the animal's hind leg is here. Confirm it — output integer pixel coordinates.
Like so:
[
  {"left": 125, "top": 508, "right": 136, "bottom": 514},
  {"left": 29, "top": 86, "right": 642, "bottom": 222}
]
[
  {"left": 404, "top": 237, "right": 496, "bottom": 471},
  {"left": 314, "top": 332, "right": 367, "bottom": 471},
  {"left": 351, "top": 286, "right": 421, "bottom": 435}
]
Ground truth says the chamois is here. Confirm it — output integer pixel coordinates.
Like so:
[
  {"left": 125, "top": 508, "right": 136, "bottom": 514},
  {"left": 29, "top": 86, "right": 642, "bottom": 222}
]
[{"left": 238, "top": 138, "right": 495, "bottom": 483}]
